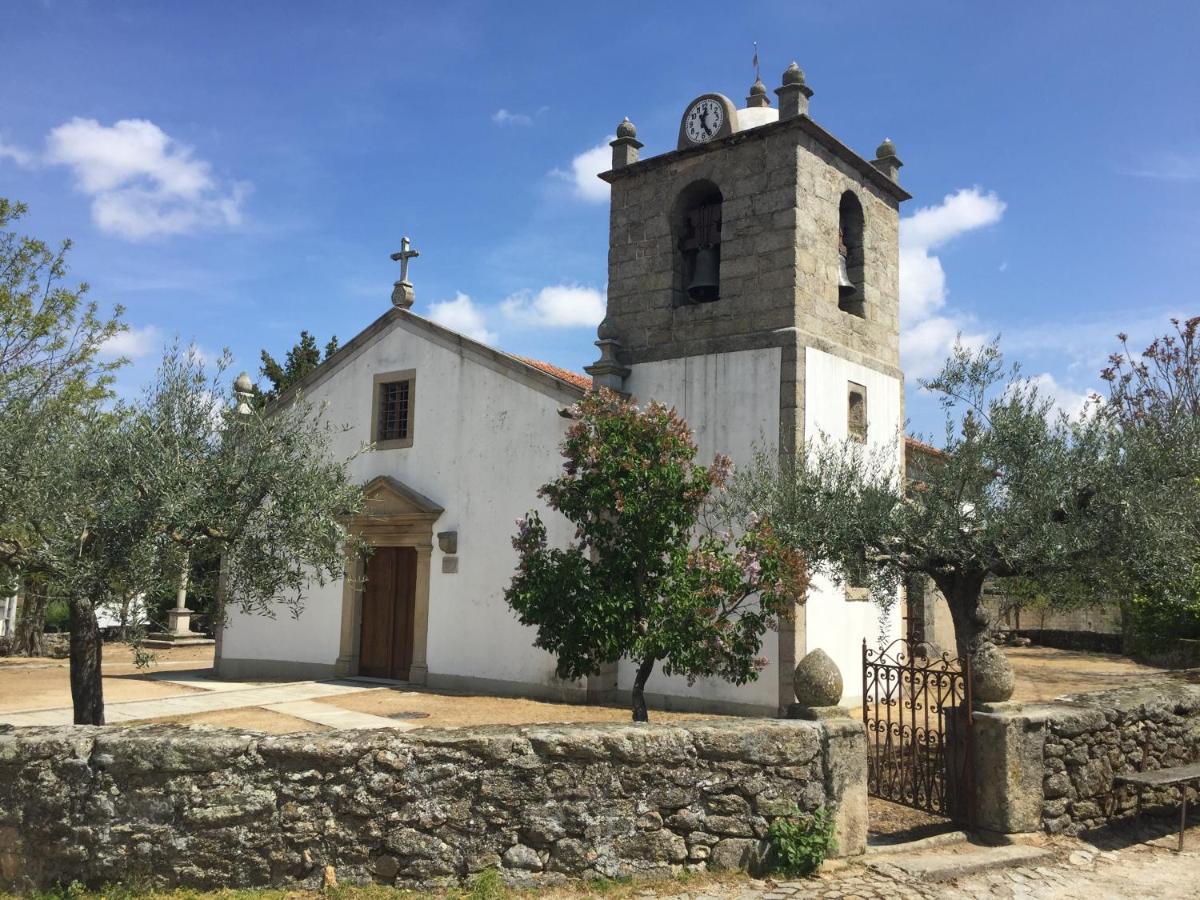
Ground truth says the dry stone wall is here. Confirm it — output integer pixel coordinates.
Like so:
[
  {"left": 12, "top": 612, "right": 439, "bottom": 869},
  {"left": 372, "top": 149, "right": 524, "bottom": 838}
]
[
  {"left": 973, "top": 681, "right": 1200, "bottom": 836},
  {"left": 0, "top": 717, "right": 864, "bottom": 892},
  {"left": 1040, "top": 683, "right": 1200, "bottom": 834}
]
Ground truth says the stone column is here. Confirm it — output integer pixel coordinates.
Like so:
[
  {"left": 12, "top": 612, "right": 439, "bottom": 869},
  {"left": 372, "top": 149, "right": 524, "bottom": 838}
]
[
  {"left": 166, "top": 553, "right": 193, "bottom": 636},
  {"left": 335, "top": 553, "right": 364, "bottom": 677},
  {"left": 408, "top": 546, "right": 432, "bottom": 685}
]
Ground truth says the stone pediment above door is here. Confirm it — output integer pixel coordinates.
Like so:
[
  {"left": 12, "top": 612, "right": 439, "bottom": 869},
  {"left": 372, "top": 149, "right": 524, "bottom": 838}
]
[{"left": 356, "top": 476, "right": 443, "bottom": 540}]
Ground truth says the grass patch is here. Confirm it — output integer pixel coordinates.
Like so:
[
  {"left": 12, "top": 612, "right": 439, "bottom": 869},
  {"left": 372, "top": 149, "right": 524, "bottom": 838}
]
[{"left": 2, "top": 870, "right": 755, "bottom": 900}]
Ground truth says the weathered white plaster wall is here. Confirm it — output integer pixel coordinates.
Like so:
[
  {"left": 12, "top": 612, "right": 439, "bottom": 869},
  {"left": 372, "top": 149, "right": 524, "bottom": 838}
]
[
  {"left": 220, "top": 315, "right": 580, "bottom": 693},
  {"left": 617, "top": 348, "right": 783, "bottom": 712},
  {"left": 802, "top": 346, "right": 903, "bottom": 704},
  {"left": 0, "top": 593, "right": 15, "bottom": 637}
]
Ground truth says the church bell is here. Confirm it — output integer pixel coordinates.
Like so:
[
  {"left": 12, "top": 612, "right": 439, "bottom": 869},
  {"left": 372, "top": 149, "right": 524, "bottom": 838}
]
[
  {"left": 838, "top": 230, "right": 856, "bottom": 300},
  {"left": 687, "top": 246, "right": 720, "bottom": 303},
  {"left": 837, "top": 251, "right": 855, "bottom": 299}
]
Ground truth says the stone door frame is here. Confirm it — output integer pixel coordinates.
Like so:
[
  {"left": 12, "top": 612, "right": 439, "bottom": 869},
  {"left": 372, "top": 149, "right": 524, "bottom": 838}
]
[{"left": 335, "top": 475, "right": 443, "bottom": 684}]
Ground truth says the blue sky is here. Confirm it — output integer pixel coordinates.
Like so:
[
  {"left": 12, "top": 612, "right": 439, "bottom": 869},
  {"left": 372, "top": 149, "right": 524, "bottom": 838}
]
[{"left": 2, "top": 1, "right": 1197, "bottom": 436}]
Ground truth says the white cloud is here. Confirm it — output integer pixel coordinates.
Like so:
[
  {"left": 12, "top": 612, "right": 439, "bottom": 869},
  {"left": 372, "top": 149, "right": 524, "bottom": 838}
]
[
  {"left": 492, "top": 108, "right": 532, "bottom": 126},
  {"left": 1012, "top": 373, "right": 1103, "bottom": 420},
  {"left": 552, "top": 142, "right": 610, "bottom": 203},
  {"left": 0, "top": 138, "right": 33, "bottom": 168},
  {"left": 44, "top": 117, "right": 249, "bottom": 240},
  {"left": 902, "top": 316, "right": 988, "bottom": 380},
  {"left": 899, "top": 187, "right": 1005, "bottom": 376},
  {"left": 500, "top": 284, "right": 606, "bottom": 329},
  {"left": 901, "top": 188, "right": 1007, "bottom": 250},
  {"left": 899, "top": 187, "right": 1006, "bottom": 327},
  {"left": 1127, "top": 151, "right": 1200, "bottom": 181},
  {"left": 99, "top": 324, "right": 161, "bottom": 359},
  {"left": 427, "top": 292, "right": 497, "bottom": 345}
]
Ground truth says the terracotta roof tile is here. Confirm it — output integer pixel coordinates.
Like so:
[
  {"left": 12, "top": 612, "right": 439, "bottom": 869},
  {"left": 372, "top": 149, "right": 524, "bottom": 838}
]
[
  {"left": 905, "top": 436, "right": 947, "bottom": 459},
  {"left": 517, "top": 357, "right": 592, "bottom": 392}
]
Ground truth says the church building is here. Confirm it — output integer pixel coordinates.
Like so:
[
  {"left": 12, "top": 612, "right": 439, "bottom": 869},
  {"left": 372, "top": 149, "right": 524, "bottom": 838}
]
[{"left": 216, "top": 63, "right": 912, "bottom": 715}]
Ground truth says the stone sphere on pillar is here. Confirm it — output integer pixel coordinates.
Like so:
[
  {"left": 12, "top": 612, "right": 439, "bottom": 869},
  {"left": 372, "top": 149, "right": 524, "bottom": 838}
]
[
  {"left": 971, "top": 641, "right": 1016, "bottom": 703},
  {"left": 793, "top": 648, "right": 843, "bottom": 707}
]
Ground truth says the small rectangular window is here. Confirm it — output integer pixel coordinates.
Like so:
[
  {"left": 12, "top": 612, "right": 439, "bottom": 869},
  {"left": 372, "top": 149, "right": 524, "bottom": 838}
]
[
  {"left": 848, "top": 382, "right": 867, "bottom": 442},
  {"left": 371, "top": 370, "right": 416, "bottom": 449}
]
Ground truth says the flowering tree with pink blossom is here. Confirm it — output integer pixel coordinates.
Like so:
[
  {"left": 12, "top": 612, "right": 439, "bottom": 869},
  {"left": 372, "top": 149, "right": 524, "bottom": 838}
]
[{"left": 505, "top": 390, "right": 808, "bottom": 722}]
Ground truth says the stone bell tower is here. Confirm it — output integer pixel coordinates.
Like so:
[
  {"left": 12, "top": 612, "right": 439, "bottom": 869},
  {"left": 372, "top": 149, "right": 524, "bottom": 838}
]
[{"left": 587, "top": 62, "right": 911, "bottom": 714}]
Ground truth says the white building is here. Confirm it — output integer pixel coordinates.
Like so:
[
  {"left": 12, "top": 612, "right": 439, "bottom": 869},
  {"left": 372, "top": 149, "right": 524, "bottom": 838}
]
[
  {"left": 0, "top": 593, "right": 16, "bottom": 638},
  {"left": 217, "top": 67, "right": 911, "bottom": 714}
]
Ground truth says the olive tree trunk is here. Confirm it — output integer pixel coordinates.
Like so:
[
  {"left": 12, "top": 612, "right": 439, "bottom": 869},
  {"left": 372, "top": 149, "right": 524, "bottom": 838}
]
[
  {"left": 631, "top": 655, "right": 655, "bottom": 723},
  {"left": 932, "top": 568, "right": 991, "bottom": 661},
  {"left": 68, "top": 596, "right": 105, "bottom": 725},
  {"left": 11, "top": 579, "right": 48, "bottom": 657}
]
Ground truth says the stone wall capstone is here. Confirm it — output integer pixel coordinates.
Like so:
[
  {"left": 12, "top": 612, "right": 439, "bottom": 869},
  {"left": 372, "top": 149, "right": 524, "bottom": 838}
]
[{"left": 0, "top": 717, "right": 864, "bottom": 891}]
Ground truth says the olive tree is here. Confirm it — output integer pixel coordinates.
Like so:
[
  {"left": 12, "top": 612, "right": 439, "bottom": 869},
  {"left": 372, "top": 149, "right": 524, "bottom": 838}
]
[
  {"left": 0, "top": 198, "right": 125, "bottom": 655},
  {"left": 728, "top": 341, "right": 1117, "bottom": 661},
  {"left": 1100, "top": 318, "right": 1200, "bottom": 648},
  {"left": 505, "top": 390, "right": 808, "bottom": 722},
  {"left": 55, "top": 349, "right": 363, "bottom": 723}
]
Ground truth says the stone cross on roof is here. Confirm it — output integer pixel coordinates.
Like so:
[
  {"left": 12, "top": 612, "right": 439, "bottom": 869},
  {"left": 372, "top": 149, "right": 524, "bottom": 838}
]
[{"left": 390, "top": 236, "right": 419, "bottom": 309}]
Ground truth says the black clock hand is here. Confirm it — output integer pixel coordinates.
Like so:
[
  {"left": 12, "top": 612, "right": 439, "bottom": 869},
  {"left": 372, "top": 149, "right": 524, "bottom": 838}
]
[{"left": 698, "top": 108, "right": 710, "bottom": 136}]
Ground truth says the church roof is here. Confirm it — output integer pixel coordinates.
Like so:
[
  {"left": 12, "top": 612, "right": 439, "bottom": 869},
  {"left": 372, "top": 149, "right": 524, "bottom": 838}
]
[{"left": 272, "top": 306, "right": 589, "bottom": 409}]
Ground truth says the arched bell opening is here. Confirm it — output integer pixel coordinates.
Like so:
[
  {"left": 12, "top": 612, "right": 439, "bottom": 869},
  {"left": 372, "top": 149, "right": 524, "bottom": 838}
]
[
  {"left": 672, "top": 180, "right": 723, "bottom": 307},
  {"left": 838, "top": 190, "right": 866, "bottom": 318}
]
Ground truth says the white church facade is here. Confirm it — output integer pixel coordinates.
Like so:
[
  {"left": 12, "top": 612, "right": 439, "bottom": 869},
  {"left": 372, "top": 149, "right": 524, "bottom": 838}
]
[{"left": 217, "top": 64, "right": 912, "bottom": 715}]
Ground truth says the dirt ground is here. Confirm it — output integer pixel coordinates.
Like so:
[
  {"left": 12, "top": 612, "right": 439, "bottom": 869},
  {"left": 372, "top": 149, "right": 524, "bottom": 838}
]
[
  {"left": 0, "top": 642, "right": 1189, "bottom": 732},
  {"left": 0, "top": 643, "right": 215, "bottom": 713},
  {"left": 1006, "top": 645, "right": 1174, "bottom": 701},
  {"left": 316, "top": 687, "right": 730, "bottom": 729},
  {"left": 126, "top": 707, "right": 331, "bottom": 734}
]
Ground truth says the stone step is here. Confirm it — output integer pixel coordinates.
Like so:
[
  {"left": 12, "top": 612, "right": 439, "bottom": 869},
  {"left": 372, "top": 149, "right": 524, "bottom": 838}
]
[
  {"left": 866, "top": 842, "right": 1054, "bottom": 882},
  {"left": 866, "top": 829, "right": 970, "bottom": 855}
]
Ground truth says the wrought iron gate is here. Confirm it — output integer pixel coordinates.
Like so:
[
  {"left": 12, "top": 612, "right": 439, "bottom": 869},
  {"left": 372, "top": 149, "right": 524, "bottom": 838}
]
[{"left": 862, "top": 638, "right": 973, "bottom": 822}]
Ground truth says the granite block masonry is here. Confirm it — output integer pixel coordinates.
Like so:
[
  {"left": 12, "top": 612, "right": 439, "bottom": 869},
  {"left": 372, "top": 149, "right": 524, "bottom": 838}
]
[
  {"left": 0, "top": 717, "right": 866, "bottom": 891},
  {"left": 972, "top": 681, "right": 1200, "bottom": 835}
]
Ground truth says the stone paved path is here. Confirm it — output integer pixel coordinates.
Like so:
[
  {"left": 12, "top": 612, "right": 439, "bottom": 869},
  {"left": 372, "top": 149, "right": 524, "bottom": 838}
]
[
  {"left": 0, "top": 677, "right": 402, "bottom": 728},
  {"left": 649, "top": 829, "right": 1198, "bottom": 900}
]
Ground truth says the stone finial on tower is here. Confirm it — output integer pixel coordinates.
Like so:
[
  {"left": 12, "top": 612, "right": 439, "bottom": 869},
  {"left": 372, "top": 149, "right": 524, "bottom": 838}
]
[
  {"left": 775, "top": 61, "right": 813, "bottom": 119},
  {"left": 233, "top": 372, "right": 254, "bottom": 416},
  {"left": 390, "top": 236, "right": 420, "bottom": 309},
  {"left": 745, "top": 78, "right": 770, "bottom": 108},
  {"left": 610, "top": 118, "right": 643, "bottom": 170},
  {"left": 871, "top": 138, "right": 903, "bottom": 182},
  {"left": 584, "top": 318, "right": 630, "bottom": 391}
]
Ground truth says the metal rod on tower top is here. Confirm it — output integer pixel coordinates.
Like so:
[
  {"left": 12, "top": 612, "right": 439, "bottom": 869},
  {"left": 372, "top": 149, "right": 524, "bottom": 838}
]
[{"left": 753, "top": 42, "right": 760, "bottom": 81}]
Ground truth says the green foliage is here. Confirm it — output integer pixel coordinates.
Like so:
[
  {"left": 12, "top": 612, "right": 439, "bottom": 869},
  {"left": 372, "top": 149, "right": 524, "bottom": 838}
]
[
  {"left": 1100, "top": 318, "right": 1200, "bottom": 601},
  {"left": 62, "top": 346, "right": 366, "bottom": 627},
  {"left": 0, "top": 198, "right": 125, "bottom": 578},
  {"left": 464, "top": 868, "right": 508, "bottom": 900},
  {"left": 43, "top": 598, "right": 69, "bottom": 632},
  {"left": 505, "top": 390, "right": 808, "bottom": 720},
  {"left": 1126, "top": 588, "right": 1200, "bottom": 656},
  {"left": 729, "top": 339, "right": 1119, "bottom": 657},
  {"left": 259, "top": 330, "right": 339, "bottom": 401},
  {"left": 766, "top": 805, "right": 836, "bottom": 877}
]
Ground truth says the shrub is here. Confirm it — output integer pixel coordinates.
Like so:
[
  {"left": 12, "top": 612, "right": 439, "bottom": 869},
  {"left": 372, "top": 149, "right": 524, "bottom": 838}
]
[
  {"left": 1126, "top": 589, "right": 1200, "bottom": 658},
  {"left": 44, "top": 598, "right": 70, "bottom": 632},
  {"left": 766, "top": 805, "right": 836, "bottom": 877}
]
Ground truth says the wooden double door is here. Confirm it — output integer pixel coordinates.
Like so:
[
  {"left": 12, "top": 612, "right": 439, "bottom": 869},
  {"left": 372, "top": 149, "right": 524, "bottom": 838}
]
[{"left": 359, "top": 546, "right": 417, "bottom": 680}]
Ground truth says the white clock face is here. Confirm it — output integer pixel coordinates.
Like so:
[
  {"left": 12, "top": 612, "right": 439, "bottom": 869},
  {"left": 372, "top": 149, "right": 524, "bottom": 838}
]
[{"left": 684, "top": 98, "right": 724, "bottom": 144}]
